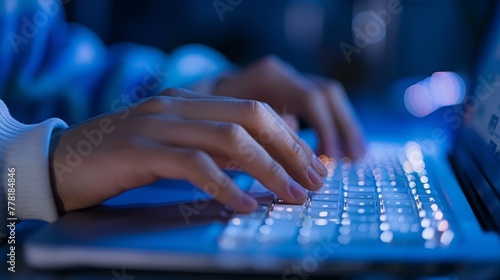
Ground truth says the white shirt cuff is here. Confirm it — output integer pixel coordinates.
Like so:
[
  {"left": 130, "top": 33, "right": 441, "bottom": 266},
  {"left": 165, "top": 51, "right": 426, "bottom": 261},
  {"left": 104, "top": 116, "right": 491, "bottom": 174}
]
[{"left": 0, "top": 100, "right": 68, "bottom": 227}]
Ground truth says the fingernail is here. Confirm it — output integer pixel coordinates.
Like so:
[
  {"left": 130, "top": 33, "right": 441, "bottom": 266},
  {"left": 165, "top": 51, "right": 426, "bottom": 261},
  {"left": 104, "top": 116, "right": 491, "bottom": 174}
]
[
  {"left": 311, "top": 155, "right": 327, "bottom": 177},
  {"left": 289, "top": 181, "right": 308, "bottom": 200},
  {"left": 240, "top": 195, "right": 257, "bottom": 211},
  {"left": 307, "top": 165, "right": 323, "bottom": 185}
]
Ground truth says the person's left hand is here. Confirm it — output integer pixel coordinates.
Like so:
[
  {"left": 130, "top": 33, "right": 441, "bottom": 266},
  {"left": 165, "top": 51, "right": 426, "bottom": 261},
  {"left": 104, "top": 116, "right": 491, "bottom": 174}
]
[{"left": 214, "top": 56, "right": 366, "bottom": 159}]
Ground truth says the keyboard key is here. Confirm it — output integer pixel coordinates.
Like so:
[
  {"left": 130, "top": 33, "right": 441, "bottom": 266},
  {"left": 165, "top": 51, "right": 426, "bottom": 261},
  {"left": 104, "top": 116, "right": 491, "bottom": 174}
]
[
  {"left": 411, "top": 188, "right": 437, "bottom": 195},
  {"left": 346, "top": 206, "right": 376, "bottom": 215},
  {"left": 382, "top": 193, "right": 410, "bottom": 200},
  {"left": 219, "top": 217, "right": 262, "bottom": 249},
  {"left": 347, "top": 199, "right": 375, "bottom": 207},
  {"left": 307, "top": 208, "right": 339, "bottom": 219},
  {"left": 381, "top": 187, "right": 408, "bottom": 193},
  {"left": 242, "top": 205, "right": 269, "bottom": 219},
  {"left": 272, "top": 204, "right": 305, "bottom": 213},
  {"left": 256, "top": 219, "right": 300, "bottom": 244},
  {"left": 351, "top": 222, "right": 380, "bottom": 234},
  {"left": 346, "top": 193, "right": 376, "bottom": 200},
  {"left": 384, "top": 207, "right": 415, "bottom": 216},
  {"left": 313, "top": 188, "right": 340, "bottom": 195},
  {"left": 418, "top": 195, "right": 440, "bottom": 204},
  {"left": 420, "top": 203, "right": 444, "bottom": 213},
  {"left": 390, "top": 222, "right": 418, "bottom": 233},
  {"left": 310, "top": 201, "right": 339, "bottom": 209},
  {"left": 384, "top": 200, "right": 414, "bottom": 208},
  {"left": 269, "top": 205, "right": 305, "bottom": 220},
  {"left": 344, "top": 186, "right": 376, "bottom": 193},
  {"left": 347, "top": 214, "right": 378, "bottom": 223},
  {"left": 311, "top": 194, "right": 340, "bottom": 202},
  {"left": 297, "top": 222, "right": 338, "bottom": 244},
  {"left": 322, "top": 181, "right": 341, "bottom": 189},
  {"left": 386, "top": 214, "right": 419, "bottom": 224}
]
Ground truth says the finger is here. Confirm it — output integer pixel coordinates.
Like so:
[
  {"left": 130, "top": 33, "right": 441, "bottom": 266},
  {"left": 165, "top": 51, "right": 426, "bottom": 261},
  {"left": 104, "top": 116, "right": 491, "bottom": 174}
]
[
  {"left": 299, "top": 88, "right": 343, "bottom": 158},
  {"left": 160, "top": 89, "right": 303, "bottom": 151},
  {"left": 153, "top": 96, "right": 326, "bottom": 190},
  {"left": 144, "top": 145, "right": 258, "bottom": 212},
  {"left": 280, "top": 114, "right": 300, "bottom": 133},
  {"left": 327, "top": 87, "right": 366, "bottom": 159},
  {"left": 263, "top": 104, "right": 314, "bottom": 158},
  {"left": 263, "top": 104, "right": 328, "bottom": 182},
  {"left": 158, "top": 88, "right": 235, "bottom": 100},
  {"left": 210, "top": 155, "right": 242, "bottom": 171},
  {"left": 312, "top": 78, "right": 366, "bottom": 159},
  {"left": 143, "top": 117, "right": 308, "bottom": 203},
  {"left": 159, "top": 89, "right": 309, "bottom": 159},
  {"left": 264, "top": 103, "right": 327, "bottom": 176}
]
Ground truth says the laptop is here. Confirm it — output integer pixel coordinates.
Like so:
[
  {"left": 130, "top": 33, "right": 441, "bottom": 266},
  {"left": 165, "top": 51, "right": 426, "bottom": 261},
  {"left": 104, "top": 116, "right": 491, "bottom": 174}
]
[{"left": 23, "top": 3, "right": 500, "bottom": 278}]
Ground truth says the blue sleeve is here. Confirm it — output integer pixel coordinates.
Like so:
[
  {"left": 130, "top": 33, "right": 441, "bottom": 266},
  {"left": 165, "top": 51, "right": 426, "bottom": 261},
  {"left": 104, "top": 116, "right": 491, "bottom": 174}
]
[{"left": 0, "top": 0, "right": 232, "bottom": 124}]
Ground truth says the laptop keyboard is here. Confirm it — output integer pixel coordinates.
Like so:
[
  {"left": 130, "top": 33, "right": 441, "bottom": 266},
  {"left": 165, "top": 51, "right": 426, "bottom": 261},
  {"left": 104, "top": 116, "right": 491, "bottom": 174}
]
[{"left": 219, "top": 142, "right": 455, "bottom": 250}]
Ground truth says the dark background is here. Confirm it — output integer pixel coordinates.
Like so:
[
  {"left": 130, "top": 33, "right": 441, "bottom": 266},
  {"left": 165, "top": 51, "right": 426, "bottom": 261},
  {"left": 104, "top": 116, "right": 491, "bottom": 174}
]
[
  {"left": 64, "top": 0, "right": 491, "bottom": 94},
  {"left": 61, "top": 0, "right": 496, "bottom": 141}
]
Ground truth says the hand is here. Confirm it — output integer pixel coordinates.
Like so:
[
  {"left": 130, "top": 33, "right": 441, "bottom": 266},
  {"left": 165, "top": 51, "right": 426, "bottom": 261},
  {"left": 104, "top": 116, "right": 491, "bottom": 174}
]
[
  {"left": 49, "top": 88, "right": 327, "bottom": 214},
  {"left": 214, "top": 56, "right": 366, "bottom": 159}
]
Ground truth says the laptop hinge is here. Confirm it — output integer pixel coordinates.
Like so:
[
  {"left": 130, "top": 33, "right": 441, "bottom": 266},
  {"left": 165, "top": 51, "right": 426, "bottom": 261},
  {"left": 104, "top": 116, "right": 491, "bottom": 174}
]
[{"left": 449, "top": 153, "right": 500, "bottom": 233}]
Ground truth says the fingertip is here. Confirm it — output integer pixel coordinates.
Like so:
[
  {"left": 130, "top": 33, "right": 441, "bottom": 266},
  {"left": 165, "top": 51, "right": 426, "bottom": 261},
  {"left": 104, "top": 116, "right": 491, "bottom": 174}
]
[
  {"left": 311, "top": 155, "right": 328, "bottom": 177},
  {"left": 350, "top": 138, "right": 367, "bottom": 160},
  {"left": 239, "top": 194, "right": 258, "bottom": 212},
  {"left": 353, "top": 148, "right": 367, "bottom": 160},
  {"left": 284, "top": 180, "right": 308, "bottom": 204},
  {"left": 321, "top": 142, "right": 339, "bottom": 159}
]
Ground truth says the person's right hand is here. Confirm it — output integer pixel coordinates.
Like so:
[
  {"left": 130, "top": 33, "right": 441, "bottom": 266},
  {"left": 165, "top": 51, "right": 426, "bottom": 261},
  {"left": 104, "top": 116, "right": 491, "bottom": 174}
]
[
  {"left": 49, "top": 88, "right": 327, "bottom": 214},
  {"left": 214, "top": 56, "right": 366, "bottom": 159}
]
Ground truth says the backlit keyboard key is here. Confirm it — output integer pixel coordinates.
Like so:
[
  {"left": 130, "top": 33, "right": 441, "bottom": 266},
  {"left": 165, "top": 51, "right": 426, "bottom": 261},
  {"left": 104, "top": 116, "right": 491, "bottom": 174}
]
[
  {"left": 384, "top": 200, "right": 413, "bottom": 207},
  {"left": 344, "top": 186, "right": 375, "bottom": 193},
  {"left": 311, "top": 194, "right": 340, "bottom": 202},
  {"left": 382, "top": 193, "right": 410, "bottom": 200},
  {"left": 310, "top": 201, "right": 339, "bottom": 209},
  {"left": 347, "top": 199, "right": 375, "bottom": 207},
  {"left": 313, "top": 188, "right": 340, "bottom": 195},
  {"left": 346, "top": 193, "right": 376, "bottom": 200},
  {"left": 306, "top": 208, "right": 339, "bottom": 218}
]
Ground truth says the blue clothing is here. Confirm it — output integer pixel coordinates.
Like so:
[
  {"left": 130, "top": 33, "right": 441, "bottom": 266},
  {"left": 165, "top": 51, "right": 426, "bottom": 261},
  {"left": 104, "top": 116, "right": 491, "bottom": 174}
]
[{"left": 1, "top": 0, "right": 231, "bottom": 124}]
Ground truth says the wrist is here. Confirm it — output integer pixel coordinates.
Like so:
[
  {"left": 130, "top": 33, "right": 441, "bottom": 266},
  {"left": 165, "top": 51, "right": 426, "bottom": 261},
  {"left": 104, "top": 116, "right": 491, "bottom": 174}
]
[{"left": 48, "top": 134, "right": 68, "bottom": 215}]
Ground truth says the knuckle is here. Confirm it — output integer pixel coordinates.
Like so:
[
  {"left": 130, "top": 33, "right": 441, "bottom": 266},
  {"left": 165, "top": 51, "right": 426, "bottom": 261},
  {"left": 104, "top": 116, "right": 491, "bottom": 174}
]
[
  {"left": 302, "top": 89, "right": 324, "bottom": 106},
  {"left": 298, "top": 138, "right": 313, "bottom": 154},
  {"left": 143, "top": 95, "right": 174, "bottom": 113},
  {"left": 184, "top": 150, "right": 211, "bottom": 169},
  {"left": 216, "top": 122, "right": 245, "bottom": 142},
  {"left": 328, "top": 80, "right": 346, "bottom": 94},
  {"left": 323, "top": 81, "right": 347, "bottom": 100},
  {"left": 116, "top": 136, "right": 143, "bottom": 153},
  {"left": 286, "top": 141, "right": 304, "bottom": 159},
  {"left": 238, "top": 100, "right": 268, "bottom": 120},
  {"left": 258, "top": 55, "right": 282, "bottom": 70},
  {"left": 159, "top": 88, "right": 182, "bottom": 97},
  {"left": 268, "top": 160, "right": 285, "bottom": 178},
  {"left": 268, "top": 161, "right": 289, "bottom": 187}
]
